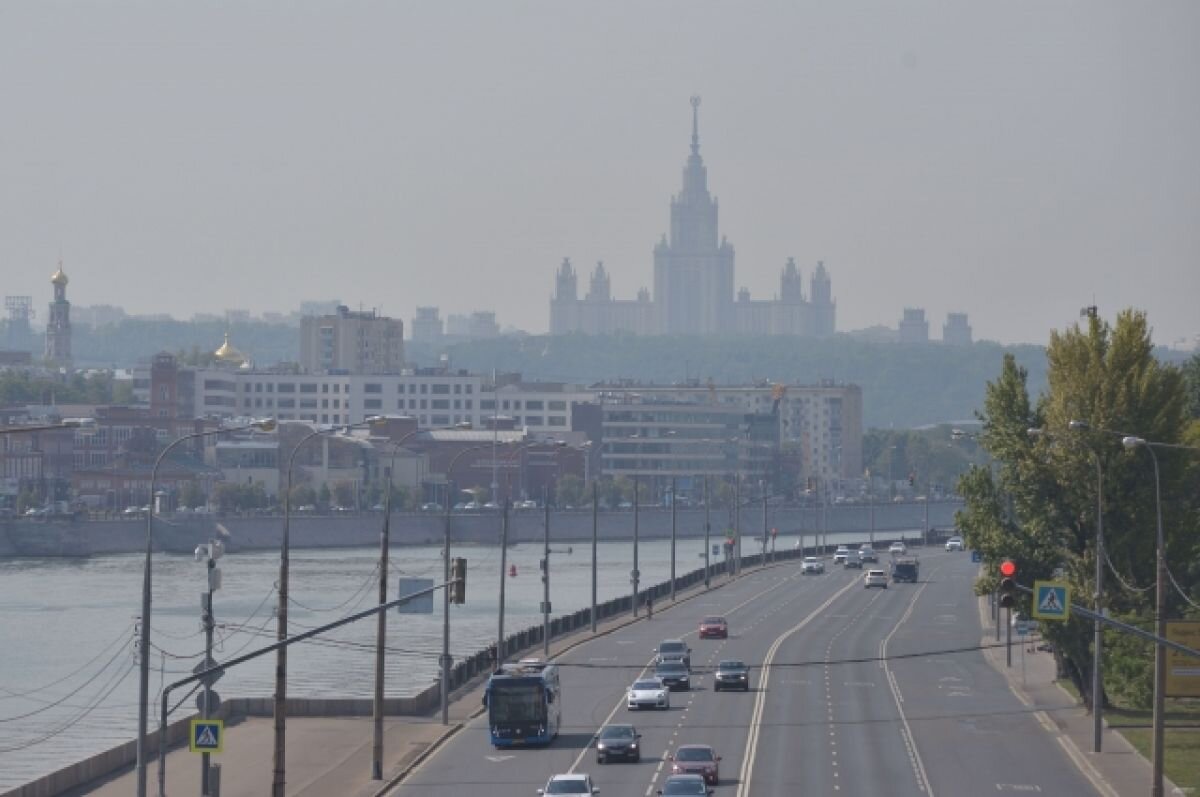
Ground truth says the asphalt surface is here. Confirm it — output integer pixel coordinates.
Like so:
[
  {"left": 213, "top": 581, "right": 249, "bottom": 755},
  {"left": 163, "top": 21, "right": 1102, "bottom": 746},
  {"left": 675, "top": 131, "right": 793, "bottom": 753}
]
[{"left": 385, "top": 551, "right": 1100, "bottom": 797}]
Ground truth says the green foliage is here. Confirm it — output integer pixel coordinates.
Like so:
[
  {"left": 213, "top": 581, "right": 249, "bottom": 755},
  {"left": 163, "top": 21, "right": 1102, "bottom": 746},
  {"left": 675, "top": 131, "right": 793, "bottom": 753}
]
[
  {"left": 956, "top": 310, "right": 1196, "bottom": 707},
  {"left": 862, "top": 427, "right": 985, "bottom": 497},
  {"left": 0, "top": 370, "right": 131, "bottom": 405},
  {"left": 332, "top": 481, "right": 356, "bottom": 509},
  {"left": 212, "top": 481, "right": 269, "bottom": 512},
  {"left": 1182, "top": 352, "right": 1200, "bottom": 419},
  {"left": 288, "top": 485, "right": 317, "bottom": 508},
  {"left": 71, "top": 319, "right": 297, "bottom": 369},
  {"left": 554, "top": 474, "right": 585, "bottom": 508},
  {"left": 177, "top": 481, "right": 207, "bottom": 509}
]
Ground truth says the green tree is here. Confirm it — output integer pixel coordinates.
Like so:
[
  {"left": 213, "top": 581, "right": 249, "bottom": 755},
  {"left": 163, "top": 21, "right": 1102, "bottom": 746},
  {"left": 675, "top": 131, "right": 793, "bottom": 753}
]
[
  {"left": 957, "top": 311, "right": 1194, "bottom": 708},
  {"left": 1182, "top": 352, "right": 1200, "bottom": 419},
  {"left": 555, "top": 474, "right": 585, "bottom": 508},
  {"left": 178, "top": 481, "right": 207, "bottom": 509},
  {"left": 332, "top": 481, "right": 355, "bottom": 509},
  {"left": 317, "top": 483, "right": 332, "bottom": 510}
]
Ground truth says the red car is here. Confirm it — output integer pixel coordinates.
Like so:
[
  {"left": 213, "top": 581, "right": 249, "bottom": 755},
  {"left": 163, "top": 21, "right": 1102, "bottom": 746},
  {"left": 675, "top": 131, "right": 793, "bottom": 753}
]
[
  {"left": 670, "top": 744, "right": 721, "bottom": 784},
  {"left": 698, "top": 616, "right": 728, "bottom": 639}
]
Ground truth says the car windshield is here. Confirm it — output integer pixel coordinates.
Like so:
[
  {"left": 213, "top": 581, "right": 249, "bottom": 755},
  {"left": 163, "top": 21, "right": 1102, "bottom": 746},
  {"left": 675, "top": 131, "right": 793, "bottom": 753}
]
[
  {"left": 545, "top": 779, "right": 590, "bottom": 794},
  {"left": 804, "top": 557, "right": 818, "bottom": 563},
  {"left": 488, "top": 683, "right": 545, "bottom": 724},
  {"left": 719, "top": 660, "right": 745, "bottom": 669},
  {"left": 633, "top": 680, "right": 661, "bottom": 690},
  {"left": 676, "top": 747, "right": 714, "bottom": 761},
  {"left": 702, "top": 616, "right": 724, "bottom": 624},
  {"left": 600, "top": 725, "right": 635, "bottom": 739},
  {"left": 663, "top": 778, "right": 708, "bottom": 795},
  {"left": 660, "top": 641, "right": 686, "bottom": 653}
]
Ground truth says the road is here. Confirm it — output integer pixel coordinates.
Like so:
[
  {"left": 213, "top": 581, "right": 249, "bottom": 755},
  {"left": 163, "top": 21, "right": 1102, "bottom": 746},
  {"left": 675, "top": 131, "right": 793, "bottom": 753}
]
[{"left": 385, "top": 550, "right": 1099, "bottom": 796}]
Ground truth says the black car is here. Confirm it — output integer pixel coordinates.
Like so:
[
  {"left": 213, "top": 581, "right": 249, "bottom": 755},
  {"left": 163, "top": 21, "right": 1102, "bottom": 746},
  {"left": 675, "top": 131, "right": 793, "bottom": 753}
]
[
  {"left": 595, "top": 723, "right": 642, "bottom": 763},
  {"left": 713, "top": 659, "right": 750, "bottom": 692},
  {"left": 654, "top": 639, "right": 692, "bottom": 670},
  {"left": 655, "top": 660, "right": 691, "bottom": 691}
]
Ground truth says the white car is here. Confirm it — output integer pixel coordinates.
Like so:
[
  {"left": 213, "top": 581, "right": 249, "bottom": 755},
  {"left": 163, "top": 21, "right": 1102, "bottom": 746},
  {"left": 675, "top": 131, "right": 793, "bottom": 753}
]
[
  {"left": 627, "top": 677, "right": 670, "bottom": 710},
  {"left": 945, "top": 536, "right": 964, "bottom": 551},
  {"left": 801, "top": 556, "right": 825, "bottom": 574},
  {"left": 859, "top": 545, "right": 878, "bottom": 563},
  {"left": 864, "top": 569, "right": 889, "bottom": 589},
  {"left": 888, "top": 542, "right": 907, "bottom": 555},
  {"left": 538, "top": 773, "right": 599, "bottom": 795},
  {"left": 833, "top": 546, "right": 850, "bottom": 564}
]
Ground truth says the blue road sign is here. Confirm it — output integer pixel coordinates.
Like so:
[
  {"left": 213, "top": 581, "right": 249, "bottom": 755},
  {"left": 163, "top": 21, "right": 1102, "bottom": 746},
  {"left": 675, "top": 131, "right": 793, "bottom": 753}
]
[
  {"left": 971, "top": 550, "right": 982, "bottom": 563},
  {"left": 189, "top": 718, "right": 223, "bottom": 753},
  {"left": 1032, "top": 580, "right": 1071, "bottom": 621}
]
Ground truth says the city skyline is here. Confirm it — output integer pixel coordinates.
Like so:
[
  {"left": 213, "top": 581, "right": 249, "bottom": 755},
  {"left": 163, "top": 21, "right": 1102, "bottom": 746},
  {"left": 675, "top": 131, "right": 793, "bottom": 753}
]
[{"left": 2, "top": 3, "right": 1197, "bottom": 348}]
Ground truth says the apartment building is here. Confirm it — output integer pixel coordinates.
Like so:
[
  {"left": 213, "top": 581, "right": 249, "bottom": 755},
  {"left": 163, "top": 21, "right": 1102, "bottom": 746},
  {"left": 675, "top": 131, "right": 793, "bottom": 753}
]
[{"left": 299, "top": 305, "right": 405, "bottom": 374}]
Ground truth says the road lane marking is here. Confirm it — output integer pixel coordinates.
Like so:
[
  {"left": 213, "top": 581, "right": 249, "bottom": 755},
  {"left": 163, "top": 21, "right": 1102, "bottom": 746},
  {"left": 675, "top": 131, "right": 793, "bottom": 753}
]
[
  {"left": 735, "top": 575, "right": 860, "bottom": 797},
  {"left": 880, "top": 566, "right": 939, "bottom": 796}
]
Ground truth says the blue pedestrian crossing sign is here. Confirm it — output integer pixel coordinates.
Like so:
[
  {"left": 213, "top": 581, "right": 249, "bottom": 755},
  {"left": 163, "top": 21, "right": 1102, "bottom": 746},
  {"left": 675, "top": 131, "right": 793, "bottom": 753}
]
[
  {"left": 1032, "top": 580, "right": 1070, "bottom": 621},
  {"left": 189, "top": 719, "right": 224, "bottom": 753},
  {"left": 971, "top": 550, "right": 982, "bottom": 563}
]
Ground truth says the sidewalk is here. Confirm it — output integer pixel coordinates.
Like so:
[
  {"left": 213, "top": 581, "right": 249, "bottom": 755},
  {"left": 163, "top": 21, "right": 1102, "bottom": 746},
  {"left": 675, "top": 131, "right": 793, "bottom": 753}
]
[
  {"left": 72, "top": 564, "right": 769, "bottom": 797},
  {"left": 977, "top": 597, "right": 1185, "bottom": 797}
]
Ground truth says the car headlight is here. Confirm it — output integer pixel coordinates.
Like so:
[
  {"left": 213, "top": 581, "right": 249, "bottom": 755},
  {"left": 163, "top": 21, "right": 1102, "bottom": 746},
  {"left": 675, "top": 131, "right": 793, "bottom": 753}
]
[
  {"left": 630, "top": 743, "right": 638, "bottom": 749},
  {"left": 597, "top": 742, "right": 607, "bottom": 750}
]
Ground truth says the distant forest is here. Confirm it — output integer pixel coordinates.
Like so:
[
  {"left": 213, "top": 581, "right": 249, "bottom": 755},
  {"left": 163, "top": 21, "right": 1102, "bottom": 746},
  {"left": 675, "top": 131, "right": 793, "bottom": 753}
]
[{"left": 63, "top": 318, "right": 1191, "bottom": 429}]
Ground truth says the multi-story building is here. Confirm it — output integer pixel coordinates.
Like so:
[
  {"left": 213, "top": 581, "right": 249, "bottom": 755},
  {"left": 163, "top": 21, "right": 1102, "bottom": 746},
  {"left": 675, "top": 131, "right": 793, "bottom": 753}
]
[
  {"left": 299, "top": 305, "right": 404, "bottom": 374},
  {"left": 943, "top": 312, "right": 973, "bottom": 345},
  {"left": 898, "top": 308, "right": 930, "bottom": 344},
  {"left": 411, "top": 306, "right": 444, "bottom": 345},
  {"left": 481, "top": 377, "right": 597, "bottom": 438},
  {"left": 550, "top": 98, "right": 836, "bottom": 338}
]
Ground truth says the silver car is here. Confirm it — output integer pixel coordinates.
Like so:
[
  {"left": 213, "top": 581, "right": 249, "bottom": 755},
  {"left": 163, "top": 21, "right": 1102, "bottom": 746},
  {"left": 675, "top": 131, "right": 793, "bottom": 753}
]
[{"left": 627, "top": 677, "right": 671, "bottom": 710}]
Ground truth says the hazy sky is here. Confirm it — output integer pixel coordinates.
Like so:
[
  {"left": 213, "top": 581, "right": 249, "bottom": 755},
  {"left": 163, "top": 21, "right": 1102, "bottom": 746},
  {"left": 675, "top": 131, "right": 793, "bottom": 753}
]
[{"left": 2, "top": 2, "right": 1197, "bottom": 346}]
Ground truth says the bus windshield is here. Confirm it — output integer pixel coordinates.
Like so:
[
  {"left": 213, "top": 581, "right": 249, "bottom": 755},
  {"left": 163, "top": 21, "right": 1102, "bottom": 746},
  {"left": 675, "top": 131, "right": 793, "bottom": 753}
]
[{"left": 489, "top": 683, "right": 546, "bottom": 724}]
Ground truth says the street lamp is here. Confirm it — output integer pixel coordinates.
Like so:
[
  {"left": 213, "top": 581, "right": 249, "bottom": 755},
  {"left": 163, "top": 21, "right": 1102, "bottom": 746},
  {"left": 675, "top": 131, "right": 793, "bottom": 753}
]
[
  {"left": 1121, "top": 435, "right": 1167, "bottom": 797},
  {"left": 1028, "top": 421, "right": 1106, "bottom": 753},
  {"left": 137, "top": 417, "right": 275, "bottom": 797},
  {"left": 272, "top": 419, "right": 375, "bottom": 797},
  {"left": 441, "top": 443, "right": 493, "bottom": 725}
]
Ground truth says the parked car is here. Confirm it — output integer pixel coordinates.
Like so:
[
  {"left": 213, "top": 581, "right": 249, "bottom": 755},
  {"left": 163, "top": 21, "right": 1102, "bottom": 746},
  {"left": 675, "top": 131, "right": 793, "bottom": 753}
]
[
  {"left": 698, "top": 616, "right": 728, "bottom": 639},
  {"left": 627, "top": 677, "right": 670, "bottom": 710},
  {"left": 945, "top": 536, "right": 965, "bottom": 552},
  {"left": 538, "top": 773, "right": 599, "bottom": 795},
  {"left": 669, "top": 744, "right": 721, "bottom": 785},
  {"left": 420, "top": 502, "right": 442, "bottom": 511},
  {"left": 864, "top": 569, "right": 889, "bottom": 589},
  {"left": 801, "top": 556, "right": 825, "bottom": 574},
  {"left": 595, "top": 723, "right": 642, "bottom": 763},
  {"left": 713, "top": 659, "right": 750, "bottom": 691}
]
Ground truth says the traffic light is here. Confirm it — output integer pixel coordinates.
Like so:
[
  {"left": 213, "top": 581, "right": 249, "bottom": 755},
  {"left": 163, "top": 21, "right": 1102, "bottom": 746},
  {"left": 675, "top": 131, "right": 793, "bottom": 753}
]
[
  {"left": 998, "top": 560, "right": 1017, "bottom": 609},
  {"left": 449, "top": 557, "right": 467, "bottom": 604}
]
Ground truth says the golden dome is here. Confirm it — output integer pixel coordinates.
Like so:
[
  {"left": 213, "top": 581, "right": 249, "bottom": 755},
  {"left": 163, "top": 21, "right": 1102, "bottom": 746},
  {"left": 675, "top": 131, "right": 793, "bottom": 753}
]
[
  {"left": 51, "top": 263, "right": 69, "bottom": 286},
  {"left": 213, "top": 332, "right": 246, "bottom": 365}
]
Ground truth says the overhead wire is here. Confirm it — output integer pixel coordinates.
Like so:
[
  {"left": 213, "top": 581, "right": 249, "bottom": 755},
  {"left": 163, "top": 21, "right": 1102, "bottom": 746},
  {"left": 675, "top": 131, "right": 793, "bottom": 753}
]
[
  {"left": 0, "top": 623, "right": 132, "bottom": 702},
  {"left": 0, "top": 633, "right": 132, "bottom": 723}
]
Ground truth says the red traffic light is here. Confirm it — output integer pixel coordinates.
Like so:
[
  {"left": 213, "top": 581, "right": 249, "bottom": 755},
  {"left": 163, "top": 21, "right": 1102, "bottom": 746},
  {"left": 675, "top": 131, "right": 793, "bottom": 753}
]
[{"left": 999, "top": 560, "right": 1017, "bottom": 578}]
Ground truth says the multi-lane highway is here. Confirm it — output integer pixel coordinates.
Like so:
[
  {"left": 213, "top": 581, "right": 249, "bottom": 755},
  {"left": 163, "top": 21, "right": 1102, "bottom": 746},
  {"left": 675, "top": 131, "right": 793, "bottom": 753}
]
[{"left": 386, "top": 550, "right": 1099, "bottom": 796}]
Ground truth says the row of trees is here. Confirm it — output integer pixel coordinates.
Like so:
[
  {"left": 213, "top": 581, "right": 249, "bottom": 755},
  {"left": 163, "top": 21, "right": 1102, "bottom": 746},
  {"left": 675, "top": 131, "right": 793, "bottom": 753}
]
[
  {"left": 0, "top": 370, "right": 132, "bottom": 405},
  {"left": 957, "top": 311, "right": 1200, "bottom": 708}
]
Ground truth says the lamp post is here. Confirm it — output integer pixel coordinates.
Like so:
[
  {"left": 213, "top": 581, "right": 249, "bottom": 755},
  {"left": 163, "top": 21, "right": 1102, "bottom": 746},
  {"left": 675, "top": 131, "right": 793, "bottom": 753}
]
[
  {"left": 273, "top": 419, "right": 372, "bottom": 797},
  {"left": 1122, "top": 435, "right": 1167, "bottom": 797},
  {"left": 670, "top": 477, "right": 677, "bottom": 602},
  {"left": 138, "top": 418, "right": 272, "bottom": 797},
  {"left": 1028, "top": 421, "right": 1106, "bottom": 753},
  {"left": 703, "top": 476, "right": 711, "bottom": 589},
  {"left": 441, "top": 443, "right": 492, "bottom": 725}
]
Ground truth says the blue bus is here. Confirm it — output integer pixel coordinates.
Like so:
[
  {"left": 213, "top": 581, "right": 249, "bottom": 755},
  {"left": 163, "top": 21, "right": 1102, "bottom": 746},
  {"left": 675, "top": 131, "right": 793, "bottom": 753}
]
[{"left": 483, "top": 658, "right": 562, "bottom": 747}]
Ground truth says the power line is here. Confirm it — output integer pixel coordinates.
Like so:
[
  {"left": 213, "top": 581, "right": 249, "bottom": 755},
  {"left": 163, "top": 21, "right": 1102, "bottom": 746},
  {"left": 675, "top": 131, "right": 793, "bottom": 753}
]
[{"left": 0, "top": 622, "right": 132, "bottom": 702}]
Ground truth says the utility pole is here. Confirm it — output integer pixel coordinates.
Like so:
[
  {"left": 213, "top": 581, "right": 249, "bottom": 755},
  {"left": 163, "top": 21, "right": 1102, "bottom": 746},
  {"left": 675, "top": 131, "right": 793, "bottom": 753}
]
[
  {"left": 196, "top": 539, "right": 223, "bottom": 796},
  {"left": 498, "top": 496, "right": 510, "bottom": 661},
  {"left": 542, "top": 487, "right": 551, "bottom": 656},
  {"left": 371, "top": 469, "right": 391, "bottom": 781},
  {"left": 703, "top": 477, "right": 711, "bottom": 589},
  {"left": 761, "top": 485, "right": 768, "bottom": 563},
  {"left": 632, "top": 475, "right": 640, "bottom": 617},
  {"left": 734, "top": 475, "right": 740, "bottom": 577},
  {"left": 440, "top": 480, "right": 452, "bottom": 726},
  {"left": 591, "top": 481, "right": 598, "bottom": 633},
  {"left": 670, "top": 477, "right": 677, "bottom": 602}
]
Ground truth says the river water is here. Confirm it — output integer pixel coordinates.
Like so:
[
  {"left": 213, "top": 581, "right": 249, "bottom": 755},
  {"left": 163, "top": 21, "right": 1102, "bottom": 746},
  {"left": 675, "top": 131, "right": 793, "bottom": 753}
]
[{"left": 0, "top": 528, "right": 889, "bottom": 789}]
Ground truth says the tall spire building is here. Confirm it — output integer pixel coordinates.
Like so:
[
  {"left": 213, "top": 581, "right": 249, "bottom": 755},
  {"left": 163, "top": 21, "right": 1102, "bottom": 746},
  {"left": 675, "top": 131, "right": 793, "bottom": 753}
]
[
  {"left": 550, "top": 99, "right": 835, "bottom": 337},
  {"left": 45, "top": 262, "right": 72, "bottom": 367}
]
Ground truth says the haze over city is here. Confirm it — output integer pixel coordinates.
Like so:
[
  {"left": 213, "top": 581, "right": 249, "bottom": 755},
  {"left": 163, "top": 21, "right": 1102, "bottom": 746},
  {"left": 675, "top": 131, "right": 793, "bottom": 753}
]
[{"left": 2, "top": 2, "right": 1198, "bottom": 347}]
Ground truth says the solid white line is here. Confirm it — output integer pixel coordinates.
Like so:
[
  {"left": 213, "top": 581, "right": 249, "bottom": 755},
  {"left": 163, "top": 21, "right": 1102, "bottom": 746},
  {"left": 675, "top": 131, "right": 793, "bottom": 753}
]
[
  {"left": 736, "top": 575, "right": 860, "bottom": 797},
  {"left": 880, "top": 569, "right": 938, "bottom": 797}
]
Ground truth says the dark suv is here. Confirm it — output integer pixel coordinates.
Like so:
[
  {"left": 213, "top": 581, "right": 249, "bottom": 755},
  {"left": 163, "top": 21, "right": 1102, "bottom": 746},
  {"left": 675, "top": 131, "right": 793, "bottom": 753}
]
[
  {"left": 595, "top": 723, "right": 642, "bottom": 763},
  {"left": 654, "top": 639, "right": 691, "bottom": 670},
  {"left": 713, "top": 660, "right": 750, "bottom": 692}
]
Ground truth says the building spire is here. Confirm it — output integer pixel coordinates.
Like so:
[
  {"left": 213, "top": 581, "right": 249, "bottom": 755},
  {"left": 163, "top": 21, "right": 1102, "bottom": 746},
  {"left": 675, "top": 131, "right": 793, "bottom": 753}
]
[{"left": 690, "top": 95, "right": 701, "bottom": 156}]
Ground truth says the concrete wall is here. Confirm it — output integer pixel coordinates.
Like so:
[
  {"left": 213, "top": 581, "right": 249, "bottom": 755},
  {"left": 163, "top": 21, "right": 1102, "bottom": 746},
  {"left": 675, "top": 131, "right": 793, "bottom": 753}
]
[{"left": 0, "top": 502, "right": 962, "bottom": 558}]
